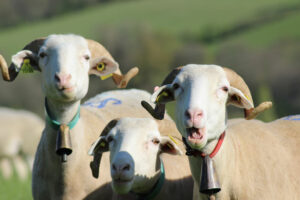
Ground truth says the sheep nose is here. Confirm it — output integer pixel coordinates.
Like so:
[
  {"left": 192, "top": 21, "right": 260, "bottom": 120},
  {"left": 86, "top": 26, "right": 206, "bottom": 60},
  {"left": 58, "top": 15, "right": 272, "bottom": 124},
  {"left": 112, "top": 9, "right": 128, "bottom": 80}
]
[
  {"left": 185, "top": 108, "right": 204, "bottom": 126},
  {"left": 112, "top": 162, "right": 131, "bottom": 175},
  {"left": 55, "top": 73, "right": 72, "bottom": 86}
]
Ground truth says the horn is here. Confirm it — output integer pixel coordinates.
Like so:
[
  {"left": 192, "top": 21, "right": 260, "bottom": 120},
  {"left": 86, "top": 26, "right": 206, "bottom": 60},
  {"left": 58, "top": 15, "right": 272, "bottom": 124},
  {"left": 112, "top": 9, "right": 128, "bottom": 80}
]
[
  {"left": 142, "top": 66, "right": 183, "bottom": 120},
  {"left": 90, "top": 118, "right": 119, "bottom": 178},
  {"left": 199, "top": 156, "right": 221, "bottom": 196},
  {"left": 0, "top": 38, "right": 45, "bottom": 81},
  {"left": 86, "top": 39, "right": 138, "bottom": 88},
  {"left": 223, "top": 67, "right": 272, "bottom": 120}
]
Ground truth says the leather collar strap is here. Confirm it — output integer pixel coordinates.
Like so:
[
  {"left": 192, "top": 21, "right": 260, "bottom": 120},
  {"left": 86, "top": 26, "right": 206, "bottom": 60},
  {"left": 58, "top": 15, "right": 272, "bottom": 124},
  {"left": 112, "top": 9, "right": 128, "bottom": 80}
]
[
  {"left": 182, "top": 132, "right": 226, "bottom": 158},
  {"left": 45, "top": 98, "right": 80, "bottom": 130},
  {"left": 133, "top": 161, "right": 165, "bottom": 200}
]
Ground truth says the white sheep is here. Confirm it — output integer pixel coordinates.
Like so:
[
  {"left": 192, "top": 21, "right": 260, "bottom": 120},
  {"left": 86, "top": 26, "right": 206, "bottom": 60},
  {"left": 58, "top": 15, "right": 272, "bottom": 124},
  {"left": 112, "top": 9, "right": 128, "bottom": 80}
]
[
  {"left": 143, "top": 64, "right": 300, "bottom": 200},
  {"left": 0, "top": 107, "right": 44, "bottom": 180},
  {"left": 0, "top": 34, "right": 140, "bottom": 199},
  {"left": 88, "top": 117, "right": 193, "bottom": 200}
]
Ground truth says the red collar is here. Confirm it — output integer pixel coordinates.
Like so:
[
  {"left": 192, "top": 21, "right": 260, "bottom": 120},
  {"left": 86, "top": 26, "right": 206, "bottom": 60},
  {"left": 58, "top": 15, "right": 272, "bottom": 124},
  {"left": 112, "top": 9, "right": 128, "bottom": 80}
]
[{"left": 182, "top": 132, "right": 226, "bottom": 158}]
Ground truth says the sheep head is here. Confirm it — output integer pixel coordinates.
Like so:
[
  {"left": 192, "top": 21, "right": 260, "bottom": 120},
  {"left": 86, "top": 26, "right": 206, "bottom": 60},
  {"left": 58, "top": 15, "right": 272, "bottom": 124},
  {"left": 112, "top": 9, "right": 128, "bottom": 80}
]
[
  {"left": 143, "top": 64, "right": 272, "bottom": 151},
  {"left": 88, "top": 117, "right": 182, "bottom": 194},
  {"left": 0, "top": 34, "right": 138, "bottom": 102}
]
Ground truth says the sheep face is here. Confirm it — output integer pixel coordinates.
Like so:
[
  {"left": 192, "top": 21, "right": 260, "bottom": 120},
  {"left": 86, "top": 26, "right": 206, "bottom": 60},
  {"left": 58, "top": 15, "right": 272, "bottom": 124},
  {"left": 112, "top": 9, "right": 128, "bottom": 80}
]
[
  {"left": 92, "top": 118, "right": 181, "bottom": 194},
  {"left": 151, "top": 65, "right": 252, "bottom": 151},
  {"left": 37, "top": 35, "right": 91, "bottom": 102},
  {"left": 10, "top": 34, "right": 118, "bottom": 102}
]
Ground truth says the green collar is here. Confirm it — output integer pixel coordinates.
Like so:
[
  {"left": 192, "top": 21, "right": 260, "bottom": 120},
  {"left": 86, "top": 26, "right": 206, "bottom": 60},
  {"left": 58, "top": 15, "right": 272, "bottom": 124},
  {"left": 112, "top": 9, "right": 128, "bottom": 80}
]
[
  {"left": 45, "top": 98, "right": 80, "bottom": 130},
  {"left": 135, "top": 161, "right": 165, "bottom": 200}
]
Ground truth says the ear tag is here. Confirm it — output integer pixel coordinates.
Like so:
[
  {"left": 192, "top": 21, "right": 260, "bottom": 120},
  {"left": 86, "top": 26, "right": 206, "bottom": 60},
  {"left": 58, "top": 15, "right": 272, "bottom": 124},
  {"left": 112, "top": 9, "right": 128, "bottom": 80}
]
[
  {"left": 168, "top": 135, "right": 178, "bottom": 145},
  {"left": 100, "top": 141, "right": 106, "bottom": 147},
  {"left": 96, "top": 62, "right": 105, "bottom": 71},
  {"left": 20, "top": 59, "right": 34, "bottom": 73},
  {"left": 245, "top": 94, "right": 250, "bottom": 101},
  {"left": 156, "top": 91, "right": 169, "bottom": 103},
  {"left": 100, "top": 73, "right": 112, "bottom": 80},
  {"left": 96, "top": 62, "right": 112, "bottom": 80}
]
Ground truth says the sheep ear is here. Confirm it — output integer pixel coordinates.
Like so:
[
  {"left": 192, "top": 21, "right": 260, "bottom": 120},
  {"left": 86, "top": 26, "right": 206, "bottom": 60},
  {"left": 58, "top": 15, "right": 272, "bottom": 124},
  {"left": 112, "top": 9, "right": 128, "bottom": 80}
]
[
  {"left": 151, "top": 84, "right": 175, "bottom": 104},
  {"left": 88, "top": 136, "right": 109, "bottom": 156},
  {"left": 160, "top": 136, "right": 183, "bottom": 155},
  {"left": 89, "top": 57, "right": 119, "bottom": 79},
  {"left": 11, "top": 50, "right": 40, "bottom": 73},
  {"left": 227, "top": 87, "right": 254, "bottom": 109}
]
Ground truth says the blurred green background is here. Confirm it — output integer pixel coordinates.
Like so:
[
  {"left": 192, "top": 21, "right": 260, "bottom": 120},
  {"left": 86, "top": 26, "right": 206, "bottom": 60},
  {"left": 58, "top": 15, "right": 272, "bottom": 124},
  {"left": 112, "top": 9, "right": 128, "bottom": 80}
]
[{"left": 0, "top": 0, "right": 299, "bottom": 199}]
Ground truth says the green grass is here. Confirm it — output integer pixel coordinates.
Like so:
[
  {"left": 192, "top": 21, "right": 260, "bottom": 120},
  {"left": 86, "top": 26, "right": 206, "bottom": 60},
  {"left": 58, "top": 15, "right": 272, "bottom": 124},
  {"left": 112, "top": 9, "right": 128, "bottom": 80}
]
[
  {"left": 0, "top": 173, "right": 32, "bottom": 200},
  {"left": 0, "top": 0, "right": 300, "bottom": 58}
]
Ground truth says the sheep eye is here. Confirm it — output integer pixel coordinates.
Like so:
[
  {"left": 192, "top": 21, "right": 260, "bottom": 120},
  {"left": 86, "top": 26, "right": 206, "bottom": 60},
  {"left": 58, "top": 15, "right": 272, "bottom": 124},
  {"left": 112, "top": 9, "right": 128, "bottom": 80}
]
[
  {"left": 39, "top": 52, "right": 47, "bottom": 58},
  {"left": 107, "top": 136, "right": 114, "bottom": 143},
  {"left": 84, "top": 55, "right": 90, "bottom": 61},
  {"left": 222, "top": 86, "right": 229, "bottom": 92},
  {"left": 152, "top": 138, "right": 160, "bottom": 145},
  {"left": 173, "top": 83, "right": 180, "bottom": 90}
]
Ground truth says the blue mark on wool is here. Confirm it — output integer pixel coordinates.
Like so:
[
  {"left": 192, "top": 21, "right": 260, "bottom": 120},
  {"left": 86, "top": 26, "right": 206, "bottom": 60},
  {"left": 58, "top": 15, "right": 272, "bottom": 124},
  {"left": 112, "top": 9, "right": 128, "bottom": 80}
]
[
  {"left": 83, "top": 98, "right": 122, "bottom": 109},
  {"left": 282, "top": 115, "right": 300, "bottom": 121}
]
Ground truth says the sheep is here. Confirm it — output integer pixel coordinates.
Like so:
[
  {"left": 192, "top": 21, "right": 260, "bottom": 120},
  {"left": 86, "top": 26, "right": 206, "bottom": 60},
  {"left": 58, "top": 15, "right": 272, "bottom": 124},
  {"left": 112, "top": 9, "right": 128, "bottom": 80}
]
[
  {"left": 88, "top": 117, "right": 193, "bottom": 200},
  {"left": 0, "top": 34, "right": 141, "bottom": 199},
  {"left": 142, "top": 64, "right": 300, "bottom": 200},
  {"left": 0, "top": 107, "right": 44, "bottom": 180}
]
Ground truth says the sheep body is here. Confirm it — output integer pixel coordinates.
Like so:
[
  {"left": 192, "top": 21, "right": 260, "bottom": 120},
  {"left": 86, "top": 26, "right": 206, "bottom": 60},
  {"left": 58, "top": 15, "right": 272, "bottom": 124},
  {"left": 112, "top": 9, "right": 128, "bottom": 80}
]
[
  {"left": 145, "top": 64, "right": 300, "bottom": 199},
  {"left": 190, "top": 118, "right": 300, "bottom": 199},
  {"left": 0, "top": 107, "right": 43, "bottom": 180},
  {"left": 33, "top": 89, "right": 183, "bottom": 199}
]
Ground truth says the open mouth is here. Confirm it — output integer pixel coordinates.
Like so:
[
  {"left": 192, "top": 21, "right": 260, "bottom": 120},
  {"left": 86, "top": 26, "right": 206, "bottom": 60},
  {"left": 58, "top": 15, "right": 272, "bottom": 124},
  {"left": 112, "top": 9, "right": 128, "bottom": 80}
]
[{"left": 186, "top": 127, "right": 206, "bottom": 144}]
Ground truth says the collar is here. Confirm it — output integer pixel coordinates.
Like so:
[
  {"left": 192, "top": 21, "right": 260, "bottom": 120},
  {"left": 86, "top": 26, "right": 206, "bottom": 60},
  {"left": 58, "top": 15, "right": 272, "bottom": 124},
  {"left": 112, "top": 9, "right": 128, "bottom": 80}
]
[
  {"left": 133, "top": 161, "right": 165, "bottom": 200},
  {"left": 45, "top": 98, "right": 80, "bottom": 130},
  {"left": 182, "top": 131, "right": 226, "bottom": 158}
]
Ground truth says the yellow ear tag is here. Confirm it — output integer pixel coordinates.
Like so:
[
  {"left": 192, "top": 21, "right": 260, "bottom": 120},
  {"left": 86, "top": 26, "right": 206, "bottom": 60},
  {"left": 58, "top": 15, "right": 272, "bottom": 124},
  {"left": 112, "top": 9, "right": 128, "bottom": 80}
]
[
  {"left": 245, "top": 95, "right": 251, "bottom": 101},
  {"left": 96, "top": 62, "right": 105, "bottom": 72},
  {"left": 100, "top": 142, "right": 106, "bottom": 147},
  {"left": 20, "top": 59, "right": 34, "bottom": 73},
  {"left": 168, "top": 135, "right": 178, "bottom": 145},
  {"left": 100, "top": 73, "right": 112, "bottom": 80},
  {"left": 156, "top": 91, "right": 169, "bottom": 103},
  {"left": 96, "top": 62, "right": 112, "bottom": 80}
]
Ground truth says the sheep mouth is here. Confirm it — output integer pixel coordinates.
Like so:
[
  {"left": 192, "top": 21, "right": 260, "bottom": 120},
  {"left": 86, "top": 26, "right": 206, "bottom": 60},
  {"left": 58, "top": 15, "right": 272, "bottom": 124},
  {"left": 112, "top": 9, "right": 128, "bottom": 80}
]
[
  {"left": 186, "top": 127, "right": 206, "bottom": 144},
  {"left": 113, "top": 177, "right": 133, "bottom": 184}
]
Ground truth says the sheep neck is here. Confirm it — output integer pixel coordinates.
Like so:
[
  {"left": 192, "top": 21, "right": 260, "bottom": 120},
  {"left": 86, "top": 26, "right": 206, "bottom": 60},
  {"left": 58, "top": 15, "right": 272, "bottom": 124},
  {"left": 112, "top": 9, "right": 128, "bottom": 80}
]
[
  {"left": 183, "top": 131, "right": 226, "bottom": 158},
  {"left": 131, "top": 161, "right": 165, "bottom": 200},
  {"left": 45, "top": 98, "right": 80, "bottom": 129}
]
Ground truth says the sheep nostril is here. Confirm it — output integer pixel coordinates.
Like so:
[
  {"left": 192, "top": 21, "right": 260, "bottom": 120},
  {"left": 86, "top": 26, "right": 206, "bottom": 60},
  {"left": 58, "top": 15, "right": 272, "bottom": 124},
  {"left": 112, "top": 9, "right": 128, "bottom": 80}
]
[
  {"left": 112, "top": 164, "right": 117, "bottom": 171},
  {"left": 54, "top": 74, "right": 60, "bottom": 82},
  {"left": 185, "top": 110, "right": 191, "bottom": 119},
  {"left": 122, "top": 164, "right": 130, "bottom": 171}
]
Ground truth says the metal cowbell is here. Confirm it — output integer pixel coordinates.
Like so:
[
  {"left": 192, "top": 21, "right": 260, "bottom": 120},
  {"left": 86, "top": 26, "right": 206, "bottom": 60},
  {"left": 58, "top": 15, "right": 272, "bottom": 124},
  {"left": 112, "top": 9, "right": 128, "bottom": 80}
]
[
  {"left": 199, "top": 156, "right": 221, "bottom": 195},
  {"left": 56, "top": 124, "right": 72, "bottom": 162}
]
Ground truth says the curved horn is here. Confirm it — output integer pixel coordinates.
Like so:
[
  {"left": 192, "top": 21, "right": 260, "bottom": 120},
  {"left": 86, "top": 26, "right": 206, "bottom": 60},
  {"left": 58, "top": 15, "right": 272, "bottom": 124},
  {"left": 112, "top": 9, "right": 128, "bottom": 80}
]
[
  {"left": 86, "top": 39, "right": 138, "bottom": 88},
  {"left": 0, "top": 38, "right": 45, "bottom": 81},
  {"left": 223, "top": 67, "right": 272, "bottom": 119},
  {"left": 142, "top": 66, "right": 183, "bottom": 120}
]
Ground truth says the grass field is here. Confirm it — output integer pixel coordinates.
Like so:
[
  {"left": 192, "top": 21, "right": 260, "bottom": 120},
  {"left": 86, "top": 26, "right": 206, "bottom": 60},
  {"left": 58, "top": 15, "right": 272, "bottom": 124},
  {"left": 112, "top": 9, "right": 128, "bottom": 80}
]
[
  {"left": 0, "top": 0, "right": 299, "bottom": 58},
  {"left": 0, "top": 0, "right": 299, "bottom": 199},
  {"left": 0, "top": 173, "right": 32, "bottom": 199}
]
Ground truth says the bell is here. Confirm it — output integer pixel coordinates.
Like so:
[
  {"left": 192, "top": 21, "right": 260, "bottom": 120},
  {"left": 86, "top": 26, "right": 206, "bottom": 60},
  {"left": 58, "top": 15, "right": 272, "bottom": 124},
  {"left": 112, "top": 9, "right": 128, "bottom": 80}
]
[
  {"left": 199, "top": 156, "right": 221, "bottom": 195},
  {"left": 56, "top": 124, "right": 72, "bottom": 162}
]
